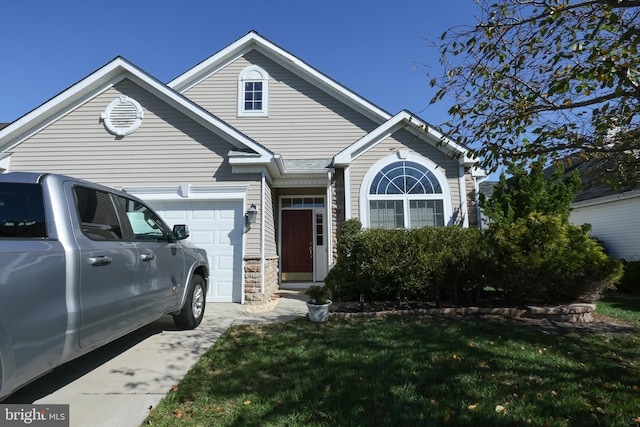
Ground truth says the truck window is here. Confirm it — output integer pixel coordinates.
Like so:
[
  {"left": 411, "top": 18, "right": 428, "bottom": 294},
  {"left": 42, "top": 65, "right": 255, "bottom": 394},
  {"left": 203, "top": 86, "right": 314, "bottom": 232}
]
[
  {"left": 0, "top": 183, "right": 47, "bottom": 238},
  {"left": 74, "top": 186, "right": 123, "bottom": 240},
  {"left": 116, "top": 195, "right": 167, "bottom": 241}
]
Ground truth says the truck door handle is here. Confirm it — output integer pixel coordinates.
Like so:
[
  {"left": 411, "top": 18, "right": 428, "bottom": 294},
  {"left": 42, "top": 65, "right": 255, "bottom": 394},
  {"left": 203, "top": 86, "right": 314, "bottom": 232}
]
[
  {"left": 89, "top": 256, "right": 112, "bottom": 266},
  {"left": 140, "top": 253, "right": 155, "bottom": 262}
]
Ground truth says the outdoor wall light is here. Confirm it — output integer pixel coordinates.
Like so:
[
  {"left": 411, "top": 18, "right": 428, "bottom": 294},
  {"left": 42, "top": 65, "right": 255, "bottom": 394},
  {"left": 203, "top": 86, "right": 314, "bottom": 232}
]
[{"left": 245, "top": 204, "right": 258, "bottom": 225}]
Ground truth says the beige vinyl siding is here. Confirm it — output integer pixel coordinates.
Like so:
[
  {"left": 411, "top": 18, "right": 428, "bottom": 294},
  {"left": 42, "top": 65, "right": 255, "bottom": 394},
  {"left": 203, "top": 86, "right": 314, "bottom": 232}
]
[
  {"left": 263, "top": 179, "right": 278, "bottom": 257},
  {"left": 182, "top": 50, "right": 380, "bottom": 158},
  {"left": 348, "top": 129, "right": 461, "bottom": 221},
  {"left": 9, "top": 78, "right": 264, "bottom": 251},
  {"left": 9, "top": 79, "right": 260, "bottom": 187}
]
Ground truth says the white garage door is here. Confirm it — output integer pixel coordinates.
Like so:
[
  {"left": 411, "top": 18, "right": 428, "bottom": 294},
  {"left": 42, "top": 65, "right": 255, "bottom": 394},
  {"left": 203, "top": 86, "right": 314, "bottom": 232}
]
[{"left": 149, "top": 200, "right": 243, "bottom": 303}]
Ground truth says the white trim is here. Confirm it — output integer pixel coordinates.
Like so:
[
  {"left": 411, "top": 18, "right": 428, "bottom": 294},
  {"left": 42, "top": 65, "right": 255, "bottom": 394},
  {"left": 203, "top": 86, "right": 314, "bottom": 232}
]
[
  {"left": 572, "top": 189, "right": 640, "bottom": 208},
  {"left": 123, "top": 184, "right": 249, "bottom": 200},
  {"left": 359, "top": 152, "right": 453, "bottom": 228},
  {"left": 458, "top": 166, "right": 469, "bottom": 227},
  {"left": 343, "top": 165, "right": 351, "bottom": 220},
  {"left": 334, "top": 110, "right": 473, "bottom": 167},
  {"left": 0, "top": 154, "right": 11, "bottom": 173},
  {"left": 237, "top": 65, "right": 269, "bottom": 117}
]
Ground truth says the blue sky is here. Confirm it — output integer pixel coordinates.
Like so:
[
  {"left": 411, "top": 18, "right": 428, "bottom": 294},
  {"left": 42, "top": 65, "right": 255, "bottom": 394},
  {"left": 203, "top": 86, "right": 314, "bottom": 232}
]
[{"left": 0, "top": 0, "right": 482, "bottom": 126}]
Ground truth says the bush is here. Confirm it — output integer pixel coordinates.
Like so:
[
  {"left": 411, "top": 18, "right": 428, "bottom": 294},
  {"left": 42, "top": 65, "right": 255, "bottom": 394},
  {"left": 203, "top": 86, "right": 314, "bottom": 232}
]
[
  {"left": 325, "top": 223, "right": 492, "bottom": 304},
  {"left": 486, "top": 213, "right": 623, "bottom": 304},
  {"left": 324, "top": 219, "right": 362, "bottom": 301}
]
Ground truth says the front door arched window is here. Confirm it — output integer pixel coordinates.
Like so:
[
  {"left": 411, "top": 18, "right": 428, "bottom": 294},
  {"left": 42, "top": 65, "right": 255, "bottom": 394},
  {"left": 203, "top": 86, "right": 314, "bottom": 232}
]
[{"left": 368, "top": 161, "right": 445, "bottom": 229}]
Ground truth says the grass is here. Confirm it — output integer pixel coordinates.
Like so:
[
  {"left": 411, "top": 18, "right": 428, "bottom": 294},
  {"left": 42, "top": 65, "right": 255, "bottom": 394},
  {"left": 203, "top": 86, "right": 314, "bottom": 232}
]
[
  {"left": 144, "top": 297, "right": 640, "bottom": 427},
  {"left": 595, "top": 292, "right": 640, "bottom": 325}
]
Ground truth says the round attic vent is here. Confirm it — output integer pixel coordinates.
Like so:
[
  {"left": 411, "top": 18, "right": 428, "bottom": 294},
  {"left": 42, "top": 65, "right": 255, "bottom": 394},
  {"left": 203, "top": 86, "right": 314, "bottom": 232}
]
[{"left": 101, "top": 96, "right": 144, "bottom": 136}]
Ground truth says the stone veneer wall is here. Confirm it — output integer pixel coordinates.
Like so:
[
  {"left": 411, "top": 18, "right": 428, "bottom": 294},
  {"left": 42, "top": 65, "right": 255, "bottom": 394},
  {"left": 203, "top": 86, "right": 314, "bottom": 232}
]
[{"left": 244, "top": 256, "right": 280, "bottom": 304}]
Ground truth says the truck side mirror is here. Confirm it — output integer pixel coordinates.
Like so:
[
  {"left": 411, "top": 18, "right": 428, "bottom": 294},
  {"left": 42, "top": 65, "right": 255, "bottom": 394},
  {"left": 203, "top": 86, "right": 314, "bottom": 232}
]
[{"left": 172, "top": 224, "right": 190, "bottom": 240}]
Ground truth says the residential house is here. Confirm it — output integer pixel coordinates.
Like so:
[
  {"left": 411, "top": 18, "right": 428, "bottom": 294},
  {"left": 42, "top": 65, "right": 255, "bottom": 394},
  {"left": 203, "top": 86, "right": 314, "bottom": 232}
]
[
  {"left": 0, "top": 31, "right": 484, "bottom": 303},
  {"left": 565, "top": 161, "right": 640, "bottom": 261}
]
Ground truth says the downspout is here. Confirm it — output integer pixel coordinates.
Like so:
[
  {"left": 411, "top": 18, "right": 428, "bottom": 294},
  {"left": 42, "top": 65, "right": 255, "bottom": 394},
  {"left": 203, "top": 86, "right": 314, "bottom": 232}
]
[
  {"left": 261, "top": 171, "right": 266, "bottom": 295},
  {"left": 458, "top": 165, "right": 469, "bottom": 227}
]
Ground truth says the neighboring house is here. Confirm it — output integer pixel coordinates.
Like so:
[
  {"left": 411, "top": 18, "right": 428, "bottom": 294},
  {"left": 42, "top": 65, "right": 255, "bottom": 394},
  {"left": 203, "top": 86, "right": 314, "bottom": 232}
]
[
  {"left": 0, "top": 31, "right": 484, "bottom": 303},
  {"left": 564, "top": 161, "right": 640, "bottom": 261}
]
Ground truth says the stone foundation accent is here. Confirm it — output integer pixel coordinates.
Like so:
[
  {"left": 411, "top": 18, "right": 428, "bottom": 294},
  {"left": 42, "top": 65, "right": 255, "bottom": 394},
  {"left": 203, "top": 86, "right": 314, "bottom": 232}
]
[{"left": 244, "top": 256, "right": 279, "bottom": 304}]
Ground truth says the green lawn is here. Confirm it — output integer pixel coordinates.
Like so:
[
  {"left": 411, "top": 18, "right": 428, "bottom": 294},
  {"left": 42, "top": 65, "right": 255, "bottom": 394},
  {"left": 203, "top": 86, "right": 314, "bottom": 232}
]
[{"left": 144, "top": 298, "right": 640, "bottom": 427}]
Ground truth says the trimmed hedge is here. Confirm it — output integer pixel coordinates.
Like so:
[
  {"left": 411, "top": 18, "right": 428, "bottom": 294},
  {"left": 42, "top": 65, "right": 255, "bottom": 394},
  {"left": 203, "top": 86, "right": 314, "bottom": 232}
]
[
  {"left": 325, "top": 218, "right": 623, "bottom": 306},
  {"left": 325, "top": 221, "right": 492, "bottom": 305}
]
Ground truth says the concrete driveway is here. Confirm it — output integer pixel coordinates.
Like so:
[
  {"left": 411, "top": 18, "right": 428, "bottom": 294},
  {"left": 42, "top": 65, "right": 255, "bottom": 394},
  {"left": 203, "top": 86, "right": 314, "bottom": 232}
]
[{"left": 4, "top": 291, "right": 308, "bottom": 427}]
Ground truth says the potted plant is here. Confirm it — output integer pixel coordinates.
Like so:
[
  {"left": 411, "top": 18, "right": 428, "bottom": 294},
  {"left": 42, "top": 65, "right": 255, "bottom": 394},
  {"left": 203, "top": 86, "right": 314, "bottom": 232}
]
[{"left": 305, "top": 285, "right": 332, "bottom": 322}]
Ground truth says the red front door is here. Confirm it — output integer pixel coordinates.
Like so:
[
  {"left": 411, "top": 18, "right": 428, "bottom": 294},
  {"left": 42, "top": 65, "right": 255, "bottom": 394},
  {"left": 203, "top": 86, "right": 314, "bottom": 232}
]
[{"left": 281, "top": 210, "right": 313, "bottom": 281}]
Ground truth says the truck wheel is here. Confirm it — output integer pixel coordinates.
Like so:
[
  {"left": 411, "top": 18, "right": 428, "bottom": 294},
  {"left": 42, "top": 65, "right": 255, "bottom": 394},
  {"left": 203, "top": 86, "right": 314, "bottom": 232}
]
[{"left": 173, "top": 274, "right": 206, "bottom": 329}]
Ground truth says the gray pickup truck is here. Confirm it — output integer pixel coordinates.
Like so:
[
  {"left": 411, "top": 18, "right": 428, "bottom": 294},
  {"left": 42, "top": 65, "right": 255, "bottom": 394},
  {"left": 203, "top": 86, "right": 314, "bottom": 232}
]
[{"left": 0, "top": 172, "right": 209, "bottom": 400}]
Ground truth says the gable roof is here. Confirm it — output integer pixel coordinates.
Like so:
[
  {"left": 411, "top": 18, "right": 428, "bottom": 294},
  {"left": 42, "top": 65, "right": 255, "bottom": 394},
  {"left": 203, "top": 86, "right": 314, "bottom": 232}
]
[
  {"left": 0, "top": 56, "right": 273, "bottom": 160},
  {"left": 168, "top": 30, "right": 392, "bottom": 124},
  {"left": 548, "top": 157, "right": 639, "bottom": 203},
  {"left": 333, "top": 110, "right": 477, "bottom": 168}
]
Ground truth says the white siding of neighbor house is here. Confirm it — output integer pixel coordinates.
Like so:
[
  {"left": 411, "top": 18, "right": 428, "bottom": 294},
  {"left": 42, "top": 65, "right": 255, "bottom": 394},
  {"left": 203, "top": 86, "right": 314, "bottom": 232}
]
[
  {"left": 7, "top": 79, "right": 264, "bottom": 254},
  {"left": 348, "top": 129, "right": 461, "bottom": 222},
  {"left": 181, "top": 50, "right": 381, "bottom": 158},
  {"left": 570, "top": 194, "right": 640, "bottom": 261}
]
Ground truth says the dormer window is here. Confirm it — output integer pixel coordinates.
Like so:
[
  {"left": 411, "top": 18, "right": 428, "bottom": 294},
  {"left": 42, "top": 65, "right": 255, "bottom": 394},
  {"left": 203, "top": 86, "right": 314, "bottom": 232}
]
[{"left": 238, "top": 65, "right": 269, "bottom": 117}]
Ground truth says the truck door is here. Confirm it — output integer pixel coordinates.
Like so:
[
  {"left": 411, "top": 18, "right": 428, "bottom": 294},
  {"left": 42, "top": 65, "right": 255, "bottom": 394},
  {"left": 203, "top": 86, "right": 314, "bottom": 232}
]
[
  {"left": 73, "top": 186, "right": 143, "bottom": 348},
  {"left": 116, "top": 195, "right": 184, "bottom": 314}
]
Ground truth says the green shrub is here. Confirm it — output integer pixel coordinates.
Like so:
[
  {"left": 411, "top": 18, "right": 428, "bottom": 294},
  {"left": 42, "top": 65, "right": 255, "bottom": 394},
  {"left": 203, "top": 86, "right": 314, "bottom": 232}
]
[
  {"left": 324, "top": 219, "right": 362, "bottom": 301},
  {"left": 326, "top": 224, "right": 492, "bottom": 304},
  {"left": 432, "top": 227, "right": 492, "bottom": 304},
  {"left": 487, "top": 213, "right": 623, "bottom": 304}
]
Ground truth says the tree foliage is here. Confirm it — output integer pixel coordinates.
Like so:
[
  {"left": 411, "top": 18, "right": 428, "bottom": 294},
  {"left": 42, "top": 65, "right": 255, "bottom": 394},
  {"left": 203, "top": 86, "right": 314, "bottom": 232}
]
[
  {"left": 430, "top": 0, "right": 640, "bottom": 187},
  {"left": 480, "top": 157, "right": 582, "bottom": 226},
  {"left": 481, "top": 160, "right": 623, "bottom": 303}
]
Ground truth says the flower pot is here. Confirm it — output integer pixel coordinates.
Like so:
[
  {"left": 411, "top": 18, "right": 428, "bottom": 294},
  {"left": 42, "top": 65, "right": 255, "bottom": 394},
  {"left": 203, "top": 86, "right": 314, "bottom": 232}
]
[{"left": 306, "top": 300, "right": 332, "bottom": 323}]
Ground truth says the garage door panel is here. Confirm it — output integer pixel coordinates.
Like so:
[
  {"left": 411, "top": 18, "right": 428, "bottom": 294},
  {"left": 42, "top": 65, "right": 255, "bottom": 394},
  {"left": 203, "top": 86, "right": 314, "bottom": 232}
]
[{"left": 147, "top": 200, "right": 243, "bottom": 303}]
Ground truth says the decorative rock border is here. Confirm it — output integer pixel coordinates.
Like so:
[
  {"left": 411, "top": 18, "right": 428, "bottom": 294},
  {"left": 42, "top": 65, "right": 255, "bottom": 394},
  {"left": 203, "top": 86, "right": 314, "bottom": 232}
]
[{"left": 333, "top": 303, "right": 597, "bottom": 323}]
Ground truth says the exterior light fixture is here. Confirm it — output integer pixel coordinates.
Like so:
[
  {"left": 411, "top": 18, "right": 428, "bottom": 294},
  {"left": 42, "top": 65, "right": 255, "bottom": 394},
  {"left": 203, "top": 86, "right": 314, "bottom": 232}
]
[{"left": 246, "top": 204, "right": 258, "bottom": 225}]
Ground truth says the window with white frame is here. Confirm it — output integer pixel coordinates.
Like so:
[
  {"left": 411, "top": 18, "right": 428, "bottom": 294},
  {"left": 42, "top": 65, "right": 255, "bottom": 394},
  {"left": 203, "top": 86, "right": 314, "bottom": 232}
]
[
  {"left": 368, "top": 160, "right": 445, "bottom": 229},
  {"left": 238, "top": 65, "right": 269, "bottom": 117}
]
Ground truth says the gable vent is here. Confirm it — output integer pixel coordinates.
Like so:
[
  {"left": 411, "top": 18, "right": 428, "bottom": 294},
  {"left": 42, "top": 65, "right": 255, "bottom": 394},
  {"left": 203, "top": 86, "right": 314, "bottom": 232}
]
[{"left": 101, "top": 96, "right": 144, "bottom": 136}]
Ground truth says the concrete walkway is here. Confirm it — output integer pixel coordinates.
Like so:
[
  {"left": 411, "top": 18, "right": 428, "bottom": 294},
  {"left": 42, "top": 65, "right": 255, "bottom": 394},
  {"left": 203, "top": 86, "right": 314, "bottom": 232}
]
[{"left": 5, "top": 290, "right": 308, "bottom": 427}]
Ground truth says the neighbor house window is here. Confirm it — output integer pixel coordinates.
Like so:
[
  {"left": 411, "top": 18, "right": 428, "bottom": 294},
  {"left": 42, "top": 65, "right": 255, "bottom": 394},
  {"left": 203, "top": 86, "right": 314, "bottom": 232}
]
[
  {"left": 238, "top": 65, "right": 269, "bottom": 117},
  {"left": 367, "top": 160, "right": 445, "bottom": 229}
]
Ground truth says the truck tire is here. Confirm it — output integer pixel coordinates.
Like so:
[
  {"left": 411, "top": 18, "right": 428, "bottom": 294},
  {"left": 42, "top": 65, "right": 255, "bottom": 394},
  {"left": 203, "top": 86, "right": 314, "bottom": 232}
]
[{"left": 173, "top": 274, "right": 206, "bottom": 329}]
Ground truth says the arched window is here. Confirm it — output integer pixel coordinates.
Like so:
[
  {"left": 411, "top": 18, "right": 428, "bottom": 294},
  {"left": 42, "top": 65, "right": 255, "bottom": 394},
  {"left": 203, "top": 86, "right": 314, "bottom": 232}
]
[
  {"left": 363, "top": 156, "right": 450, "bottom": 229},
  {"left": 237, "top": 65, "right": 269, "bottom": 117}
]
